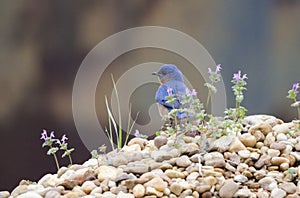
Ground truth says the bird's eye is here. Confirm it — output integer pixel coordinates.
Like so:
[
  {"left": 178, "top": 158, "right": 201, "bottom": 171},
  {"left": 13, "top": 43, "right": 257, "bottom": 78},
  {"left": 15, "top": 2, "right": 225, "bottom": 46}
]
[{"left": 161, "top": 70, "right": 167, "bottom": 75}]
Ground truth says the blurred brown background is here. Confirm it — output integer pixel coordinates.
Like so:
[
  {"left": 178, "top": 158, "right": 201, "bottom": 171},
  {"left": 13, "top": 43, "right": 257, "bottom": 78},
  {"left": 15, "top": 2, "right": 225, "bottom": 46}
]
[{"left": 1, "top": 0, "right": 300, "bottom": 190}]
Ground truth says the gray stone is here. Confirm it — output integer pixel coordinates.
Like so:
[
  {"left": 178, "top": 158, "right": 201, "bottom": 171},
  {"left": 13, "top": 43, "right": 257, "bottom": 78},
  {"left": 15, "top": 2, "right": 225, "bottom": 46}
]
[
  {"left": 271, "top": 188, "right": 286, "bottom": 198},
  {"left": 176, "top": 155, "right": 192, "bottom": 167},
  {"left": 151, "top": 150, "right": 174, "bottom": 162},
  {"left": 154, "top": 136, "right": 168, "bottom": 149},
  {"left": 111, "top": 155, "right": 128, "bottom": 167},
  {"left": 234, "top": 175, "right": 248, "bottom": 183},
  {"left": 259, "top": 177, "right": 277, "bottom": 191},
  {"left": 114, "top": 173, "right": 131, "bottom": 183},
  {"left": 219, "top": 180, "right": 239, "bottom": 198},
  {"left": 123, "top": 163, "right": 149, "bottom": 174},
  {"left": 45, "top": 190, "right": 61, "bottom": 198},
  {"left": 279, "top": 182, "right": 297, "bottom": 194},
  {"left": 124, "top": 152, "right": 144, "bottom": 162},
  {"left": 255, "top": 154, "right": 271, "bottom": 169}
]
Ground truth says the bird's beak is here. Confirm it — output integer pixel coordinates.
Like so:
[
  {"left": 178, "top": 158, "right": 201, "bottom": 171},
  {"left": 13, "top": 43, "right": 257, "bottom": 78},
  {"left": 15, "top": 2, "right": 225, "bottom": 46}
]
[{"left": 152, "top": 72, "right": 158, "bottom": 76}]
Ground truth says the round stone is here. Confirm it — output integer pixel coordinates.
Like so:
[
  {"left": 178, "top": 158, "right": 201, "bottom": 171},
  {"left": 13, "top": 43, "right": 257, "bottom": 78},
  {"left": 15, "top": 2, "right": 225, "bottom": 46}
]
[
  {"left": 154, "top": 136, "right": 168, "bottom": 149},
  {"left": 238, "top": 150, "right": 251, "bottom": 158},
  {"left": 170, "top": 182, "right": 183, "bottom": 196},
  {"left": 132, "top": 184, "right": 145, "bottom": 198},
  {"left": 234, "top": 175, "right": 248, "bottom": 183},
  {"left": 176, "top": 155, "right": 192, "bottom": 167},
  {"left": 239, "top": 133, "right": 257, "bottom": 147},
  {"left": 271, "top": 188, "right": 286, "bottom": 198},
  {"left": 277, "top": 133, "right": 288, "bottom": 141}
]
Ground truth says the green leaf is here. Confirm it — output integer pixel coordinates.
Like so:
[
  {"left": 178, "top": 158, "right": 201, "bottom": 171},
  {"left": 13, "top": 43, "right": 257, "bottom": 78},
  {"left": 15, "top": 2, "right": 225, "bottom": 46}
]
[
  {"left": 42, "top": 142, "right": 50, "bottom": 147},
  {"left": 90, "top": 150, "right": 98, "bottom": 159},
  {"left": 287, "top": 90, "right": 297, "bottom": 100},
  {"left": 47, "top": 147, "right": 59, "bottom": 155},
  {"left": 62, "top": 148, "right": 74, "bottom": 158}
]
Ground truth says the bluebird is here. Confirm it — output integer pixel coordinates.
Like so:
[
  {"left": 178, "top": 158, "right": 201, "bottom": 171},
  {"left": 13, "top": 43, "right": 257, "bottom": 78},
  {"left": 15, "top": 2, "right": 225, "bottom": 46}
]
[{"left": 152, "top": 64, "right": 188, "bottom": 120}]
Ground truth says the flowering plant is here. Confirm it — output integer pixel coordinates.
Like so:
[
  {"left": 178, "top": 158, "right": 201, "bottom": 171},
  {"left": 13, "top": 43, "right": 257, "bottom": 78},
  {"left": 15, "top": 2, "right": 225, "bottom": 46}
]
[
  {"left": 204, "top": 64, "right": 222, "bottom": 107},
  {"left": 287, "top": 83, "right": 300, "bottom": 120},
  {"left": 56, "top": 134, "right": 74, "bottom": 165},
  {"left": 225, "top": 70, "right": 248, "bottom": 122},
  {"left": 41, "top": 129, "right": 74, "bottom": 170}
]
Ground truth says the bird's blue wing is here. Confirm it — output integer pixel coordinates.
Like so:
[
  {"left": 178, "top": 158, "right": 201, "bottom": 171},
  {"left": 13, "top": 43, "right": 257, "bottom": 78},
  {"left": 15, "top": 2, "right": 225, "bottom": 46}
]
[
  {"left": 155, "top": 84, "right": 176, "bottom": 110},
  {"left": 155, "top": 82, "right": 185, "bottom": 110}
]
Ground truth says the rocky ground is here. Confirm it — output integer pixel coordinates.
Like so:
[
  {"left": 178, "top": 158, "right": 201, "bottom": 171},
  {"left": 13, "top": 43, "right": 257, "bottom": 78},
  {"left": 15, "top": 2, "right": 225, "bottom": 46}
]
[{"left": 1, "top": 115, "right": 300, "bottom": 198}]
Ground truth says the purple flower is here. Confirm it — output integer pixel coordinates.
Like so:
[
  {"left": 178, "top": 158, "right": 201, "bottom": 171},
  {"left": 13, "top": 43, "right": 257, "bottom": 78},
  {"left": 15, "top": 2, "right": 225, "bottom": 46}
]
[
  {"left": 186, "top": 88, "right": 190, "bottom": 95},
  {"left": 185, "top": 88, "right": 197, "bottom": 96},
  {"left": 208, "top": 68, "right": 213, "bottom": 74},
  {"left": 216, "top": 64, "right": 222, "bottom": 72},
  {"left": 56, "top": 139, "right": 61, "bottom": 145},
  {"left": 233, "top": 70, "right": 247, "bottom": 82},
  {"left": 134, "top": 130, "right": 140, "bottom": 137},
  {"left": 167, "top": 87, "right": 173, "bottom": 96},
  {"left": 61, "top": 134, "right": 68, "bottom": 144},
  {"left": 208, "top": 64, "right": 222, "bottom": 75},
  {"left": 40, "top": 129, "right": 48, "bottom": 141},
  {"left": 191, "top": 89, "right": 197, "bottom": 96},
  {"left": 292, "top": 83, "right": 300, "bottom": 93},
  {"left": 50, "top": 131, "right": 55, "bottom": 139}
]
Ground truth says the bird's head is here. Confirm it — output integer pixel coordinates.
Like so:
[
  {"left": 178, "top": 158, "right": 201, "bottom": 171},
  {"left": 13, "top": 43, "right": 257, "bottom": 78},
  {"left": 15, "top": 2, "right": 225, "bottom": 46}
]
[{"left": 152, "top": 64, "right": 184, "bottom": 84}]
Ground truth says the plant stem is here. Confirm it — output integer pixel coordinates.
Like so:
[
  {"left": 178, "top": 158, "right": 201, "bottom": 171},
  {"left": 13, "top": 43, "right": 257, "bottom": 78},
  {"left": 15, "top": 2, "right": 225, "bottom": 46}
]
[
  {"left": 206, "top": 90, "right": 211, "bottom": 109},
  {"left": 53, "top": 153, "right": 60, "bottom": 170},
  {"left": 68, "top": 155, "right": 73, "bottom": 165},
  {"left": 293, "top": 98, "right": 300, "bottom": 120}
]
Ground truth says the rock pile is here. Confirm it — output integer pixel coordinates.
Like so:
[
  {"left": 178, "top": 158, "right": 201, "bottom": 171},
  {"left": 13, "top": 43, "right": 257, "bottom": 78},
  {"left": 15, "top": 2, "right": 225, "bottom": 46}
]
[{"left": 1, "top": 115, "right": 300, "bottom": 198}]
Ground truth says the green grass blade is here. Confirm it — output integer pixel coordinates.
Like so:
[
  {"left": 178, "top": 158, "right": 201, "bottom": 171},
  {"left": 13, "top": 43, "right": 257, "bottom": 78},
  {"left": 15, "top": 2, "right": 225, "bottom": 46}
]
[
  {"left": 125, "top": 111, "right": 139, "bottom": 145},
  {"left": 105, "top": 95, "right": 117, "bottom": 150},
  {"left": 111, "top": 75, "right": 122, "bottom": 149}
]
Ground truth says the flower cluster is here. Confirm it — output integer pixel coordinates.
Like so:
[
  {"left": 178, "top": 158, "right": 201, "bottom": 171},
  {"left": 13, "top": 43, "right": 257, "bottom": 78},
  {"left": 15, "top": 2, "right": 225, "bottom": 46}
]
[
  {"left": 287, "top": 82, "right": 300, "bottom": 120},
  {"left": 41, "top": 129, "right": 74, "bottom": 170},
  {"left": 232, "top": 70, "right": 247, "bottom": 105},
  {"left": 224, "top": 70, "right": 248, "bottom": 123},
  {"left": 205, "top": 64, "right": 222, "bottom": 107}
]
